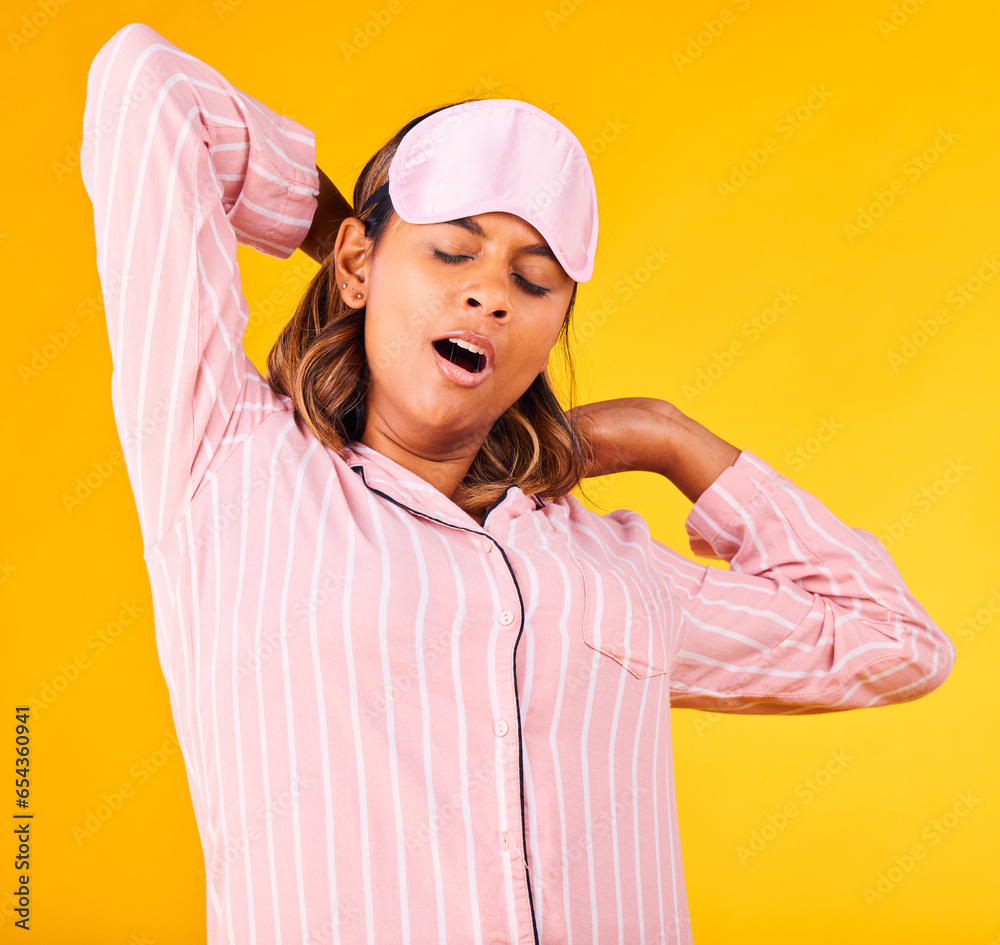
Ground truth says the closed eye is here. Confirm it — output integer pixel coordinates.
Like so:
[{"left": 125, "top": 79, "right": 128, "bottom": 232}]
[
  {"left": 434, "top": 250, "right": 471, "bottom": 263},
  {"left": 433, "top": 249, "right": 550, "bottom": 297}
]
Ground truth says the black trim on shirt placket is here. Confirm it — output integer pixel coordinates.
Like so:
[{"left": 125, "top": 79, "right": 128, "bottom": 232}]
[
  {"left": 496, "top": 539, "right": 542, "bottom": 945},
  {"left": 350, "top": 464, "right": 542, "bottom": 945},
  {"left": 481, "top": 481, "right": 518, "bottom": 526},
  {"left": 348, "top": 466, "right": 486, "bottom": 536}
]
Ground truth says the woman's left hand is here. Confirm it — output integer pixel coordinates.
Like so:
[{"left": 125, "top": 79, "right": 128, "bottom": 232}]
[
  {"left": 566, "top": 397, "right": 742, "bottom": 503},
  {"left": 566, "top": 397, "right": 677, "bottom": 477}
]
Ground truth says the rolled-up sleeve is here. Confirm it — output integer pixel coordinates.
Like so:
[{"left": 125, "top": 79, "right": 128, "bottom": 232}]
[
  {"left": 80, "top": 22, "right": 319, "bottom": 551},
  {"left": 662, "top": 451, "right": 956, "bottom": 714}
]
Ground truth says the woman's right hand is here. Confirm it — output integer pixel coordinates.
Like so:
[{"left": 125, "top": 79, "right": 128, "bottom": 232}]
[{"left": 299, "top": 166, "right": 354, "bottom": 264}]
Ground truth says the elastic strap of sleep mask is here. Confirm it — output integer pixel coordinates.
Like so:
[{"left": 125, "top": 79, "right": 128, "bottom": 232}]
[{"left": 360, "top": 182, "right": 390, "bottom": 214}]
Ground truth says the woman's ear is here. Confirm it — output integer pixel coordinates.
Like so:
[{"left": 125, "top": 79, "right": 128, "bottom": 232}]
[{"left": 332, "top": 217, "right": 371, "bottom": 310}]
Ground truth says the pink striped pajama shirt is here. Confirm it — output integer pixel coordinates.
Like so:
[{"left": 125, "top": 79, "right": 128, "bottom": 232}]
[{"left": 81, "top": 23, "right": 955, "bottom": 945}]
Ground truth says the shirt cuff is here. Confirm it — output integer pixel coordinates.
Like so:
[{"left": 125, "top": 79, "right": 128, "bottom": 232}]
[
  {"left": 228, "top": 110, "right": 320, "bottom": 260},
  {"left": 683, "top": 450, "right": 782, "bottom": 560}
]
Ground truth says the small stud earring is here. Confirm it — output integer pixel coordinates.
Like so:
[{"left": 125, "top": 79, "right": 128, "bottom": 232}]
[
  {"left": 341, "top": 283, "right": 347, "bottom": 289},
  {"left": 356, "top": 293, "right": 363, "bottom": 299}
]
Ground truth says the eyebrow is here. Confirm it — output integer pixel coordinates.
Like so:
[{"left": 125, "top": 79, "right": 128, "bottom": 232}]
[{"left": 443, "top": 217, "right": 559, "bottom": 263}]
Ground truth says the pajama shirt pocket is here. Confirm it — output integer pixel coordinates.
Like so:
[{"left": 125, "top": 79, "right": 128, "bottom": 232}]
[{"left": 571, "top": 554, "right": 671, "bottom": 679}]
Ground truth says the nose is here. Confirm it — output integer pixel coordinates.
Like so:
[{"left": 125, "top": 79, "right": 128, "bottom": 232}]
[
  {"left": 464, "top": 295, "right": 508, "bottom": 319},
  {"left": 462, "top": 261, "right": 511, "bottom": 320}
]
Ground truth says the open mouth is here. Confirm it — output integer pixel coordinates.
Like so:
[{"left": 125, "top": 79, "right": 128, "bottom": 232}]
[{"left": 433, "top": 338, "right": 487, "bottom": 374}]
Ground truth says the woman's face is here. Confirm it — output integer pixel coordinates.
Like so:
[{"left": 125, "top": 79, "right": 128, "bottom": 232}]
[{"left": 359, "top": 210, "right": 575, "bottom": 457}]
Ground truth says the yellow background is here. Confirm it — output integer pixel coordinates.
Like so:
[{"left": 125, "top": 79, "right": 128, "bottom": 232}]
[{"left": 2, "top": 0, "right": 998, "bottom": 942}]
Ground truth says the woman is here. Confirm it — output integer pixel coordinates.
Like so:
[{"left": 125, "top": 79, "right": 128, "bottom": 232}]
[{"left": 82, "top": 22, "right": 954, "bottom": 945}]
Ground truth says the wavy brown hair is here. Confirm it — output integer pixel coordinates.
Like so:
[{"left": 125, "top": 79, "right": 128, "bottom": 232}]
[{"left": 266, "top": 98, "right": 593, "bottom": 517}]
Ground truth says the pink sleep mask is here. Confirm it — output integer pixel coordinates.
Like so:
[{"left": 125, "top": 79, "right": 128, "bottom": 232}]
[{"left": 361, "top": 99, "right": 599, "bottom": 282}]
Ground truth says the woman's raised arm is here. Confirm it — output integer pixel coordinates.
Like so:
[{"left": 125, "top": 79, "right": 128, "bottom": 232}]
[
  {"left": 568, "top": 396, "right": 955, "bottom": 712},
  {"left": 81, "top": 23, "right": 319, "bottom": 551}
]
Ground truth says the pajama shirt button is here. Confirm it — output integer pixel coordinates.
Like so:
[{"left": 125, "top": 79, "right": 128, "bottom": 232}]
[
  {"left": 482, "top": 539, "right": 492, "bottom": 553},
  {"left": 499, "top": 609, "right": 514, "bottom": 626},
  {"left": 494, "top": 718, "right": 509, "bottom": 737}
]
